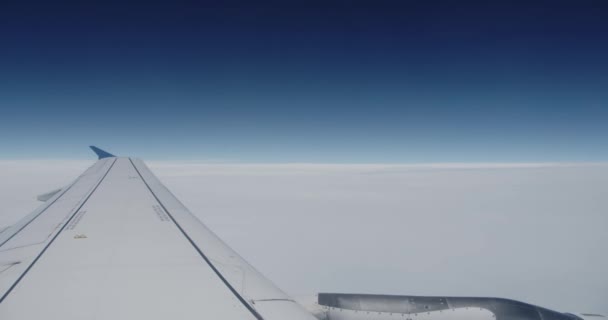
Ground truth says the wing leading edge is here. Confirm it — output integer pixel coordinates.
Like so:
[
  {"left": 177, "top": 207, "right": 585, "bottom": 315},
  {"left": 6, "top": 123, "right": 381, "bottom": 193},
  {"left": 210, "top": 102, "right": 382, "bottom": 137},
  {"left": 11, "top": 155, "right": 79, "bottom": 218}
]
[{"left": 0, "top": 151, "right": 316, "bottom": 320}]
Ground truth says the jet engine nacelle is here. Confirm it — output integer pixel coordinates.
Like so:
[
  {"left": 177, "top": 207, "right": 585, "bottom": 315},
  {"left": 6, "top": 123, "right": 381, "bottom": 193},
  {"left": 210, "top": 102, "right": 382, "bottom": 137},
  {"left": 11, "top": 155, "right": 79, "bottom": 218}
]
[{"left": 305, "top": 293, "right": 602, "bottom": 320}]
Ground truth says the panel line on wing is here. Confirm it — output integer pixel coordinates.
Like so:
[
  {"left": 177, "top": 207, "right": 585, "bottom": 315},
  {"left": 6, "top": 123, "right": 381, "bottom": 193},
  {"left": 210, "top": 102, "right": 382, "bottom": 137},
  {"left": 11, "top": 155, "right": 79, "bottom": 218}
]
[
  {"left": 0, "top": 180, "right": 76, "bottom": 248},
  {"left": 0, "top": 158, "right": 118, "bottom": 304},
  {"left": 127, "top": 158, "right": 265, "bottom": 320},
  {"left": 0, "top": 160, "right": 111, "bottom": 249}
]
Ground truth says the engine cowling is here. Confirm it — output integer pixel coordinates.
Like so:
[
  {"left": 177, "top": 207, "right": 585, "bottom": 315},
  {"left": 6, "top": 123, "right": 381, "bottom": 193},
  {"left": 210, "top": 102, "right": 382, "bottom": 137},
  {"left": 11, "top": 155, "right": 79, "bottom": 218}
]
[{"left": 308, "top": 293, "right": 598, "bottom": 320}]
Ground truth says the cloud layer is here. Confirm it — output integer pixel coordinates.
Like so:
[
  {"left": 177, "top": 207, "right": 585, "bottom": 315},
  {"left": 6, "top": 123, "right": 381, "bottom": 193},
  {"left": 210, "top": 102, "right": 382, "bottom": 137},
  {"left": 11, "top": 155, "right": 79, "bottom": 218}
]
[{"left": 1, "top": 161, "right": 607, "bottom": 314}]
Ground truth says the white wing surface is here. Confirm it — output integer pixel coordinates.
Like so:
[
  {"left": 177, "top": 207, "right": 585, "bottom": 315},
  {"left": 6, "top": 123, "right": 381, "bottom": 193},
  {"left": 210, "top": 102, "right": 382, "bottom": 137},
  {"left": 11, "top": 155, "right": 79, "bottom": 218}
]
[{"left": 0, "top": 149, "right": 316, "bottom": 320}]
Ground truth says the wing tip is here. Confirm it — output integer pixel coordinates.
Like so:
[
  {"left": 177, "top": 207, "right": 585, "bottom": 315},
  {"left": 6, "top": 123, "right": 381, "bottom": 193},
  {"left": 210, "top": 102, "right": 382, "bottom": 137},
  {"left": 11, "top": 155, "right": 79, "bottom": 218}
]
[{"left": 89, "top": 146, "right": 116, "bottom": 159}]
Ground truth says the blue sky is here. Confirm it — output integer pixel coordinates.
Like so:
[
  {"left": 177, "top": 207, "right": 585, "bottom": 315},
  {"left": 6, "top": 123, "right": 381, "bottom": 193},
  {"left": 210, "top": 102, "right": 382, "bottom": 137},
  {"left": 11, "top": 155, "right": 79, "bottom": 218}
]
[{"left": 1, "top": 1, "right": 607, "bottom": 162}]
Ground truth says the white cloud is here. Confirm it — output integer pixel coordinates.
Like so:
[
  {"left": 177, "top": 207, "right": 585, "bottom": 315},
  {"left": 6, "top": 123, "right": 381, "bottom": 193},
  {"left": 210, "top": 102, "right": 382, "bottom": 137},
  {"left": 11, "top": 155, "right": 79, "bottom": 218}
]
[{"left": 1, "top": 160, "right": 607, "bottom": 314}]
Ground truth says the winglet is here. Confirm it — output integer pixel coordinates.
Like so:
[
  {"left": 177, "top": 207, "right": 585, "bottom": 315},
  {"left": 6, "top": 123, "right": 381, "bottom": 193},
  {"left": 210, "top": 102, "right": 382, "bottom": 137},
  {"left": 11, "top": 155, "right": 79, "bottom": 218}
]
[{"left": 89, "top": 146, "right": 116, "bottom": 159}]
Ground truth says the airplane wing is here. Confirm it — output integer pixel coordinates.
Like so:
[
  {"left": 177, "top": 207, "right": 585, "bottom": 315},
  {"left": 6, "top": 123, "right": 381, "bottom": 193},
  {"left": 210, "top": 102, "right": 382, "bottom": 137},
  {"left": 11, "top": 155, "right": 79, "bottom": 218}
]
[{"left": 0, "top": 147, "right": 317, "bottom": 320}]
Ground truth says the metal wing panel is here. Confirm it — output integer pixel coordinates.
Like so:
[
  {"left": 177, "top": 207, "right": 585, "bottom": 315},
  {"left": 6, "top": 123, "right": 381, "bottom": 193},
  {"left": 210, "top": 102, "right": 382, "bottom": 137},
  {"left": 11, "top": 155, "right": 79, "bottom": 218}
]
[
  {"left": 0, "top": 158, "right": 113, "bottom": 249},
  {"left": 0, "top": 158, "right": 115, "bottom": 298},
  {"left": 0, "top": 158, "right": 260, "bottom": 319},
  {"left": 130, "top": 158, "right": 317, "bottom": 320},
  {"left": 0, "top": 156, "right": 316, "bottom": 320},
  {"left": 129, "top": 158, "right": 292, "bottom": 301}
]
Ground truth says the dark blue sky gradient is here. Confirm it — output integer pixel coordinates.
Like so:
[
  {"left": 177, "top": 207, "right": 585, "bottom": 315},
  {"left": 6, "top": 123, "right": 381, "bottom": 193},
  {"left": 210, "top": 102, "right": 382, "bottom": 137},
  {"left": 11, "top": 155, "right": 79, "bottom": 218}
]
[{"left": 1, "top": 1, "right": 607, "bottom": 161}]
